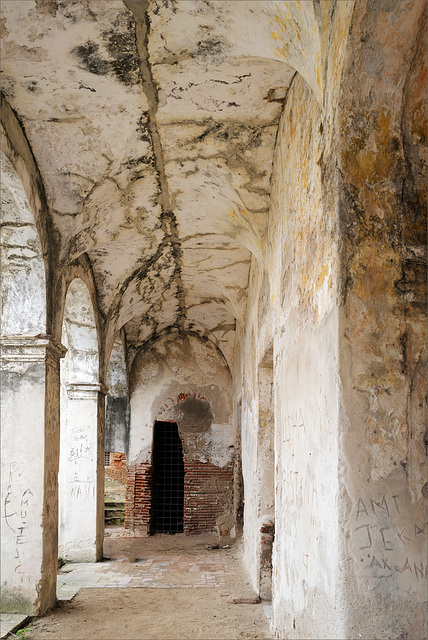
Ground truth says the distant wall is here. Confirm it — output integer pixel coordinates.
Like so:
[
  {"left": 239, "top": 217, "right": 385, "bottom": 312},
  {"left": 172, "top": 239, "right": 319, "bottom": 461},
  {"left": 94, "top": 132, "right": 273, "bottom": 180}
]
[{"left": 125, "top": 331, "right": 234, "bottom": 534}]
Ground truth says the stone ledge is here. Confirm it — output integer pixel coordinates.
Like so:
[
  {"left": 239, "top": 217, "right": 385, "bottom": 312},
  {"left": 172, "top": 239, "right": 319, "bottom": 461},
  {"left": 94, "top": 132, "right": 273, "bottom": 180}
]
[{"left": 0, "top": 614, "right": 30, "bottom": 639}]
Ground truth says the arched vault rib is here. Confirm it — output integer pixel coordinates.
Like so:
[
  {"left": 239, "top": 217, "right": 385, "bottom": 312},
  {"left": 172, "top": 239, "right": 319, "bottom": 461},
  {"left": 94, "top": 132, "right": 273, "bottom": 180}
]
[{"left": 0, "top": 0, "right": 326, "bottom": 366}]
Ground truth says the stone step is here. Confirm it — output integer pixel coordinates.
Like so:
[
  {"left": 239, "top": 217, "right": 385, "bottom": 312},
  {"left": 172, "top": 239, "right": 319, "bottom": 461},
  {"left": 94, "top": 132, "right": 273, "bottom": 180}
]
[
  {"left": 105, "top": 508, "right": 125, "bottom": 517},
  {"left": 105, "top": 516, "right": 125, "bottom": 525},
  {"left": 105, "top": 500, "right": 125, "bottom": 509}
]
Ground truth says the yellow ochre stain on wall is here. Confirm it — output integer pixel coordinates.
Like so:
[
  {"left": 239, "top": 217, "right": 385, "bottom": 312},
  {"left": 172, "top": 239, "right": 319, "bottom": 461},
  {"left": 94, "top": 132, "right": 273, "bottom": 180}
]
[
  {"left": 227, "top": 205, "right": 249, "bottom": 223},
  {"left": 316, "top": 264, "right": 329, "bottom": 291}
]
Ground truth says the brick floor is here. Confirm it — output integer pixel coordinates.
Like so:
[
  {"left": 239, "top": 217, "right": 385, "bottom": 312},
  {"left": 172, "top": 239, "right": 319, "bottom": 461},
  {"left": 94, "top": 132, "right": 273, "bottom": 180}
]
[{"left": 57, "top": 540, "right": 238, "bottom": 601}]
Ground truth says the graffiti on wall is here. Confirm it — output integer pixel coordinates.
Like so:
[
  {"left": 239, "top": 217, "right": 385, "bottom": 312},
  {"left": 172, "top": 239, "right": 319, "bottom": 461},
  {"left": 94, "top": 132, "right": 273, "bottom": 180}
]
[
  {"left": 352, "top": 492, "right": 427, "bottom": 583},
  {"left": 3, "top": 461, "right": 35, "bottom": 581}
]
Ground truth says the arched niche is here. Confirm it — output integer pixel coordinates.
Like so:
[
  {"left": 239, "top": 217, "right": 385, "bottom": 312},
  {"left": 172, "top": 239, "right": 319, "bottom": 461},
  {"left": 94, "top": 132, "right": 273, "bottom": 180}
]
[
  {"left": 59, "top": 278, "right": 103, "bottom": 562},
  {"left": 128, "top": 332, "right": 232, "bottom": 466},
  {"left": 125, "top": 331, "right": 235, "bottom": 536},
  {"left": 61, "top": 278, "right": 99, "bottom": 385}
]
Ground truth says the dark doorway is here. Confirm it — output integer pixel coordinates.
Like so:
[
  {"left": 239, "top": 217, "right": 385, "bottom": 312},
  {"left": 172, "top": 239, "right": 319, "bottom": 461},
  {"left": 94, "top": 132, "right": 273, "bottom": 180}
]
[{"left": 152, "top": 421, "right": 184, "bottom": 534}]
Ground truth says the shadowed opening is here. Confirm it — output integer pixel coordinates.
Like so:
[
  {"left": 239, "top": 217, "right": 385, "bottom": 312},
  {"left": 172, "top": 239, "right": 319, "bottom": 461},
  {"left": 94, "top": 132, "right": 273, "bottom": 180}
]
[{"left": 152, "top": 421, "right": 184, "bottom": 534}]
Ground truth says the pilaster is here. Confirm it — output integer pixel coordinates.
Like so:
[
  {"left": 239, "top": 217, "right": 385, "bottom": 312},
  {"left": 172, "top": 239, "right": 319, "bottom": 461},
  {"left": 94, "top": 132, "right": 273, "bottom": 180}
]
[{"left": 1, "top": 334, "right": 66, "bottom": 615}]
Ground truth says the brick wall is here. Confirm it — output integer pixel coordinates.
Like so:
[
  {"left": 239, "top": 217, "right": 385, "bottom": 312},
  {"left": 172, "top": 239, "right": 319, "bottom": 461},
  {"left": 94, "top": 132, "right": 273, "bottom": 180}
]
[
  {"left": 105, "top": 452, "right": 127, "bottom": 485},
  {"left": 124, "top": 458, "right": 234, "bottom": 535},
  {"left": 183, "top": 460, "right": 233, "bottom": 534},
  {"left": 125, "top": 462, "right": 152, "bottom": 535}
]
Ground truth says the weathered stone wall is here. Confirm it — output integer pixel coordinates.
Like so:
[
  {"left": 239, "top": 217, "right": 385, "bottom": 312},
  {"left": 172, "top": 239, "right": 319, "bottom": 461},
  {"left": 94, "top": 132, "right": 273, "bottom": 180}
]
[
  {"left": 235, "top": 2, "right": 427, "bottom": 639},
  {"left": 337, "top": 2, "right": 427, "bottom": 638},
  {"left": 105, "top": 335, "right": 129, "bottom": 455},
  {"left": 237, "top": 69, "right": 343, "bottom": 635},
  {"left": 271, "top": 73, "right": 342, "bottom": 637},
  {"left": 0, "top": 152, "right": 46, "bottom": 335}
]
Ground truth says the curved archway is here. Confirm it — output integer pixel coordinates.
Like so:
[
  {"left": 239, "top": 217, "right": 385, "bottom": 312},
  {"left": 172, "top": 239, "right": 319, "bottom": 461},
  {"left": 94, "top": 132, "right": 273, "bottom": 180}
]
[
  {"left": 125, "top": 331, "right": 234, "bottom": 536},
  {"left": 0, "top": 151, "right": 46, "bottom": 333},
  {"left": 59, "top": 278, "right": 104, "bottom": 562},
  {"left": 103, "top": 334, "right": 129, "bottom": 532},
  {"left": 0, "top": 151, "right": 63, "bottom": 615}
]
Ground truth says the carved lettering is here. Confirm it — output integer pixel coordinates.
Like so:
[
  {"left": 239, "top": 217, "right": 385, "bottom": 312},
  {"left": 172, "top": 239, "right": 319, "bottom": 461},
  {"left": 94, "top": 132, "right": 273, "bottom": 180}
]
[
  {"left": 391, "top": 495, "right": 400, "bottom": 514},
  {"left": 395, "top": 557, "right": 412, "bottom": 574},
  {"left": 355, "top": 524, "right": 373, "bottom": 550},
  {"left": 369, "top": 555, "right": 382, "bottom": 568},
  {"left": 356, "top": 498, "right": 368, "bottom": 521},
  {"left": 380, "top": 527, "right": 393, "bottom": 551},
  {"left": 371, "top": 496, "right": 389, "bottom": 517},
  {"left": 414, "top": 562, "right": 424, "bottom": 580},
  {"left": 397, "top": 527, "right": 412, "bottom": 547}
]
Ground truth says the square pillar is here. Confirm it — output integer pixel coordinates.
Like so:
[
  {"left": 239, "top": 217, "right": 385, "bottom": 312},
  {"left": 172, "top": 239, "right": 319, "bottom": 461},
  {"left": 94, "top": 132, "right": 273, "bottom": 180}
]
[
  {"left": 59, "top": 383, "right": 107, "bottom": 562},
  {"left": 0, "top": 335, "right": 65, "bottom": 615}
]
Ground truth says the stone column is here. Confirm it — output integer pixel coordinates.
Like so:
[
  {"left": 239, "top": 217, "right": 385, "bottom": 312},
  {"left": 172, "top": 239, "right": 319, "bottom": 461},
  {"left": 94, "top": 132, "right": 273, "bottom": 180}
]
[
  {"left": 59, "top": 382, "right": 107, "bottom": 562},
  {"left": 0, "top": 335, "right": 66, "bottom": 615}
]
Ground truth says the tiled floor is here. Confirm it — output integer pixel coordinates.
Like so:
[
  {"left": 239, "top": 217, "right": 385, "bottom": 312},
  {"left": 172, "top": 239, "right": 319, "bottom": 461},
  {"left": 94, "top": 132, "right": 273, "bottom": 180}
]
[{"left": 57, "top": 536, "right": 245, "bottom": 602}]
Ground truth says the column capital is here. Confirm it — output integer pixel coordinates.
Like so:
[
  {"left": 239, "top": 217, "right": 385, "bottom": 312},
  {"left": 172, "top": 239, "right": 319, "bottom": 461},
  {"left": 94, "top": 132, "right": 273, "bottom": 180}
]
[
  {"left": 0, "top": 334, "right": 67, "bottom": 368},
  {"left": 66, "top": 382, "right": 109, "bottom": 399}
]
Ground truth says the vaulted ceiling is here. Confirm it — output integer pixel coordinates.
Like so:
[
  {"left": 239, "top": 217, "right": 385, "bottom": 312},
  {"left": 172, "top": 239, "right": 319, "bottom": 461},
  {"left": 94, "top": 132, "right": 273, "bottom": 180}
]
[{"left": 1, "top": 0, "right": 326, "bottom": 365}]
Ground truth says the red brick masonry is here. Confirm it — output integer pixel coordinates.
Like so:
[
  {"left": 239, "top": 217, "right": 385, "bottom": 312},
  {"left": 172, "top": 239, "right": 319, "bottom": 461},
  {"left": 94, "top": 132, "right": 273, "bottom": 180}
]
[
  {"left": 106, "top": 452, "right": 127, "bottom": 484},
  {"left": 125, "top": 460, "right": 233, "bottom": 535},
  {"left": 125, "top": 462, "right": 152, "bottom": 535}
]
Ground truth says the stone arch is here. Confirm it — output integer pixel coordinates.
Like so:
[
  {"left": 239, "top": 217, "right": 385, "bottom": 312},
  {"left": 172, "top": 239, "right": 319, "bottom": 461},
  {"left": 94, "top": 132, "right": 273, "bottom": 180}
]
[
  {"left": 58, "top": 277, "right": 104, "bottom": 562},
  {"left": 0, "top": 94, "right": 54, "bottom": 331},
  {"left": 0, "top": 151, "right": 63, "bottom": 615},
  {"left": 61, "top": 278, "right": 99, "bottom": 384},
  {"left": 0, "top": 150, "right": 46, "bottom": 334},
  {"left": 52, "top": 255, "right": 104, "bottom": 365}
]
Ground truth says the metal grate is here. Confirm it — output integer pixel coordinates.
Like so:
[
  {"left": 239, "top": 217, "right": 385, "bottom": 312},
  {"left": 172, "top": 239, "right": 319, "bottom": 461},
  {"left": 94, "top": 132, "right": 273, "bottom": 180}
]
[
  {"left": 152, "top": 421, "right": 184, "bottom": 534},
  {"left": 105, "top": 451, "right": 111, "bottom": 467}
]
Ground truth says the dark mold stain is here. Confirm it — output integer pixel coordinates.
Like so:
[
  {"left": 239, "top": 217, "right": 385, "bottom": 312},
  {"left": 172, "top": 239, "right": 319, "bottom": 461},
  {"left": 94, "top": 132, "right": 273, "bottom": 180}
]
[
  {"left": 191, "top": 39, "right": 224, "bottom": 61},
  {"left": 73, "top": 41, "right": 109, "bottom": 76},
  {"left": 137, "top": 115, "right": 152, "bottom": 143},
  {"left": 35, "top": 0, "right": 58, "bottom": 18},
  {"left": 102, "top": 24, "right": 140, "bottom": 86},
  {"left": 177, "top": 396, "right": 213, "bottom": 433},
  {"left": 72, "top": 19, "right": 140, "bottom": 87},
  {"left": 126, "top": 154, "right": 156, "bottom": 169}
]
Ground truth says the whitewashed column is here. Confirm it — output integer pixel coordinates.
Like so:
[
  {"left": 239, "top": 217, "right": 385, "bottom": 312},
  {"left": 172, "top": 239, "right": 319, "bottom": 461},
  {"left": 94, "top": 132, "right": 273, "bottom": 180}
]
[
  {"left": 0, "top": 335, "right": 65, "bottom": 615},
  {"left": 59, "top": 382, "right": 107, "bottom": 562}
]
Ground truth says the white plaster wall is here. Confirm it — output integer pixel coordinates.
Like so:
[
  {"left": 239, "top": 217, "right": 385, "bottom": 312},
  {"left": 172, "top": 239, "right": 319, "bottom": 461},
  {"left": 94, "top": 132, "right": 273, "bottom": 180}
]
[
  {"left": 107, "top": 336, "right": 128, "bottom": 396},
  {"left": 0, "top": 362, "right": 45, "bottom": 612},
  {"left": 59, "top": 279, "right": 100, "bottom": 562},
  {"left": 236, "top": 67, "right": 344, "bottom": 635},
  {"left": 59, "top": 390, "right": 99, "bottom": 561},
  {"left": 273, "top": 311, "right": 341, "bottom": 636},
  {"left": 0, "top": 152, "right": 46, "bottom": 336},
  {"left": 0, "top": 151, "right": 49, "bottom": 613},
  {"left": 129, "top": 332, "right": 233, "bottom": 468},
  {"left": 241, "top": 395, "right": 260, "bottom": 589}
]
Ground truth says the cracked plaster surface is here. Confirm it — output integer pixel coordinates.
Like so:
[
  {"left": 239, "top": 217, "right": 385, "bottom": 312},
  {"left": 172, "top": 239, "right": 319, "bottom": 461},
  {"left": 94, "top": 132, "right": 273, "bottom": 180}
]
[{"left": 0, "top": 0, "right": 323, "bottom": 362}]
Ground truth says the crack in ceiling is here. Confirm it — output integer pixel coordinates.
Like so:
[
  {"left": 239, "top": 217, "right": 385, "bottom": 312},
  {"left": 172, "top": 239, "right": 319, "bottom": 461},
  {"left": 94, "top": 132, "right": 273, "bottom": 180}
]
[{"left": 0, "top": 0, "right": 324, "bottom": 364}]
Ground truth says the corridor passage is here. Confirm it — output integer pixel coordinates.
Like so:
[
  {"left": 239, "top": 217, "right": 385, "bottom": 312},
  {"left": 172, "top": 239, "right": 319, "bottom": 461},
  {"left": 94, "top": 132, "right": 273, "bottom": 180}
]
[{"left": 21, "top": 532, "right": 272, "bottom": 640}]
